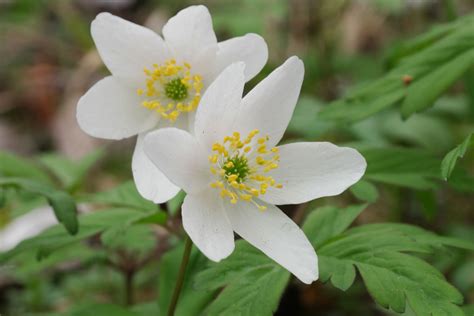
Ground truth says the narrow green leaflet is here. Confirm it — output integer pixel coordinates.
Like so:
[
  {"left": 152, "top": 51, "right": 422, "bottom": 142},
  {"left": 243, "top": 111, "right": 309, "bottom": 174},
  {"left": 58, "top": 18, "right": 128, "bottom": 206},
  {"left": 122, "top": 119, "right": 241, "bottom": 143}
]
[
  {"left": 195, "top": 241, "right": 290, "bottom": 316},
  {"left": 401, "top": 49, "right": 474, "bottom": 118},
  {"left": 360, "top": 146, "right": 441, "bottom": 189},
  {"left": 159, "top": 244, "right": 215, "bottom": 316},
  {"left": 319, "top": 15, "right": 474, "bottom": 121},
  {"left": 0, "top": 151, "right": 52, "bottom": 184},
  {"left": 303, "top": 206, "right": 474, "bottom": 315},
  {"left": 441, "top": 133, "right": 473, "bottom": 180},
  {"left": 0, "top": 177, "right": 78, "bottom": 235}
]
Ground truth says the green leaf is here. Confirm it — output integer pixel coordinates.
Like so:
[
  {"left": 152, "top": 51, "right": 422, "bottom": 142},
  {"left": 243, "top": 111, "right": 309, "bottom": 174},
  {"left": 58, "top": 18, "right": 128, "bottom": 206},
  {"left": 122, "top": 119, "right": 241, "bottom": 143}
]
[
  {"left": 195, "top": 241, "right": 290, "bottom": 316},
  {"left": 0, "top": 208, "right": 154, "bottom": 262},
  {"left": 360, "top": 146, "right": 441, "bottom": 189},
  {"left": 0, "top": 177, "right": 78, "bottom": 235},
  {"left": 401, "top": 49, "right": 474, "bottom": 118},
  {"left": 0, "top": 151, "right": 52, "bottom": 184},
  {"left": 84, "top": 181, "right": 156, "bottom": 212},
  {"left": 303, "top": 204, "right": 367, "bottom": 249},
  {"left": 441, "top": 133, "right": 473, "bottom": 180},
  {"left": 39, "top": 149, "right": 104, "bottom": 191},
  {"left": 159, "top": 243, "right": 215, "bottom": 316},
  {"left": 350, "top": 180, "right": 379, "bottom": 203},
  {"left": 319, "top": 15, "right": 474, "bottom": 121},
  {"left": 304, "top": 205, "right": 473, "bottom": 315}
]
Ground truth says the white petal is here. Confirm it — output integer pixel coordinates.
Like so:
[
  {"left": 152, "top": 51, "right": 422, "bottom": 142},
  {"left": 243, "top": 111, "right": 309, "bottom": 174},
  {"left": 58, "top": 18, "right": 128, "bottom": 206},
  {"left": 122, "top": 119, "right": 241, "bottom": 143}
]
[
  {"left": 182, "top": 189, "right": 235, "bottom": 261},
  {"left": 77, "top": 76, "right": 158, "bottom": 139},
  {"left": 261, "top": 142, "right": 367, "bottom": 205},
  {"left": 0, "top": 206, "right": 57, "bottom": 252},
  {"left": 224, "top": 202, "right": 318, "bottom": 284},
  {"left": 235, "top": 56, "right": 304, "bottom": 147},
  {"left": 143, "top": 128, "right": 210, "bottom": 194},
  {"left": 162, "top": 5, "right": 217, "bottom": 62},
  {"left": 132, "top": 134, "right": 180, "bottom": 203},
  {"left": 216, "top": 34, "right": 268, "bottom": 81},
  {"left": 91, "top": 13, "right": 170, "bottom": 85},
  {"left": 194, "top": 62, "right": 245, "bottom": 149}
]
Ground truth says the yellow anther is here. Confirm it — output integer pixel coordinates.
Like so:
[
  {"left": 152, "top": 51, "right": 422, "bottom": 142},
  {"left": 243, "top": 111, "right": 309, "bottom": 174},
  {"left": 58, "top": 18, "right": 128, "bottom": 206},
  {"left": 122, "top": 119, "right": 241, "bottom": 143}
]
[
  {"left": 227, "top": 174, "right": 238, "bottom": 182},
  {"left": 208, "top": 130, "right": 282, "bottom": 209},
  {"left": 137, "top": 59, "right": 202, "bottom": 122}
]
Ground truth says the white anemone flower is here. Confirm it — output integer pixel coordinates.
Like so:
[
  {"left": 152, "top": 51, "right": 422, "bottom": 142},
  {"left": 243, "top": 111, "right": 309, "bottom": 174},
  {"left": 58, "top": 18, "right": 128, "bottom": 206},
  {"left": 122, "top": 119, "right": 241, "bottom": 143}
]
[
  {"left": 76, "top": 5, "right": 268, "bottom": 203},
  {"left": 143, "top": 58, "right": 367, "bottom": 284}
]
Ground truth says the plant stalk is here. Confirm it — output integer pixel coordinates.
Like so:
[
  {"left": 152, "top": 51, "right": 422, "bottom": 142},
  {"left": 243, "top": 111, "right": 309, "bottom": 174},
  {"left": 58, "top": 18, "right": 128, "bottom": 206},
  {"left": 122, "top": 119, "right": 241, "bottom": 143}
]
[{"left": 167, "top": 235, "right": 192, "bottom": 316}]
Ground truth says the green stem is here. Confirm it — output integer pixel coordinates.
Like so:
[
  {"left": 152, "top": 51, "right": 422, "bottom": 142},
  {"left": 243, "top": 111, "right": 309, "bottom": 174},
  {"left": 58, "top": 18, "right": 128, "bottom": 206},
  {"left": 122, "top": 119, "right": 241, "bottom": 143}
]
[{"left": 167, "top": 235, "right": 193, "bottom": 316}]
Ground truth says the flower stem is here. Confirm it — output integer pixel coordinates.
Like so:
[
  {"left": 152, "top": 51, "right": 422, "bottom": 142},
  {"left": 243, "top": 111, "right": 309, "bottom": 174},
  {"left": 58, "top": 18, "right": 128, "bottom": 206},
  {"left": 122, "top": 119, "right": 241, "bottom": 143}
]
[{"left": 167, "top": 235, "right": 193, "bottom": 316}]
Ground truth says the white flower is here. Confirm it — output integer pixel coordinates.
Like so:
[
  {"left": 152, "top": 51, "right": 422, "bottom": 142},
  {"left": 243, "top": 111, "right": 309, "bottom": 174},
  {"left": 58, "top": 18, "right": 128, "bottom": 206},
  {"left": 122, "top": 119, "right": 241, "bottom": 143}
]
[
  {"left": 76, "top": 5, "right": 268, "bottom": 203},
  {"left": 143, "top": 58, "right": 367, "bottom": 284}
]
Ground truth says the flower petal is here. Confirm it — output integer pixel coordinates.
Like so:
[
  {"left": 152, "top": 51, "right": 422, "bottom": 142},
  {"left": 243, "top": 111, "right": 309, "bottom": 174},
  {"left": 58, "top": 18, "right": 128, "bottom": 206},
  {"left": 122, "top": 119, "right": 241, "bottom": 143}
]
[
  {"left": 182, "top": 189, "right": 235, "bottom": 261},
  {"left": 132, "top": 134, "right": 180, "bottom": 203},
  {"left": 77, "top": 76, "right": 158, "bottom": 139},
  {"left": 162, "top": 5, "right": 217, "bottom": 62},
  {"left": 143, "top": 128, "right": 210, "bottom": 194},
  {"left": 224, "top": 202, "right": 318, "bottom": 284},
  {"left": 235, "top": 56, "right": 304, "bottom": 147},
  {"left": 215, "top": 34, "right": 268, "bottom": 81},
  {"left": 91, "top": 13, "right": 170, "bottom": 85},
  {"left": 194, "top": 62, "right": 246, "bottom": 149},
  {"left": 261, "top": 142, "right": 367, "bottom": 205}
]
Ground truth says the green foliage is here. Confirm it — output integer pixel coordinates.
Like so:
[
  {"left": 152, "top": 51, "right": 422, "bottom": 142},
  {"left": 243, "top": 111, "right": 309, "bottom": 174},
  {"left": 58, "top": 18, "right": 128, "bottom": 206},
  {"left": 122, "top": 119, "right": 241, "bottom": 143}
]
[
  {"left": 159, "top": 244, "right": 215, "bottom": 316},
  {"left": 441, "top": 132, "right": 473, "bottom": 180},
  {"left": 70, "top": 303, "right": 140, "bottom": 316},
  {"left": 84, "top": 181, "right": 157, "bottom": 212},
  {"left": 350, "top": 180, "right": 379, "bottom": 203},
  {"left": 0, "top": 177, "right": 78, "bottom": 235},
  {"left": 195, "top": 242, "right": 290, "bottom": 316},
  {"left": 0, "top": 208, "right": 162, "bottom": 262},
  {"left": 0, "top": 151, "right": 52, "bottom": 184},
  {"left": 304, "top": 206, "right": 474, "bottom": 316},
  {"left": 360, "top": 146, "right": 440, "bottom": 189},
  {"left": 39, "top": 149, "right": 104, "bottom": 192},
  {"left": 319, "top": 14, "right": 474, "bottom": 122}
]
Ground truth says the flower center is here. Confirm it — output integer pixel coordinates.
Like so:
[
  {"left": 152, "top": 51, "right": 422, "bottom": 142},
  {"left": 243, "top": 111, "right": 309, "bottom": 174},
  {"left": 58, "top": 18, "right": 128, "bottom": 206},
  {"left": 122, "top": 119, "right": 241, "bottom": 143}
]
[
  {"left": 209, "top": 129, "right": 282, "bottom": 211},
  {"left": 137, "top": 59, "right": 203, "bottom": 122}
]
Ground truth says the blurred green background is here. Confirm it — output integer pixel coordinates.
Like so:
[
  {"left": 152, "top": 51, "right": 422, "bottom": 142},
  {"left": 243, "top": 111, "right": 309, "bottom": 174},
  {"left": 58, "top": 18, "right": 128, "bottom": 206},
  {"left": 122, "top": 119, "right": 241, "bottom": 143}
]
[{"left": 0, "top": 0, "right": 473, "bottom": 315}]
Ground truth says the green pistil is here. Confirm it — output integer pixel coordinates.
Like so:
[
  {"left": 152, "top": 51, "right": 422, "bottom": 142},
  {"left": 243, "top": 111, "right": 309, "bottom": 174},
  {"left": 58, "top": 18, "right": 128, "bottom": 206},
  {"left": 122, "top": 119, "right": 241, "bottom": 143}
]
[
  {"left": 165, "top": 78, "right": 188, "bottom": 101},
  {"left": 224, "top": 155, "right": 249, "bottom": 183}
]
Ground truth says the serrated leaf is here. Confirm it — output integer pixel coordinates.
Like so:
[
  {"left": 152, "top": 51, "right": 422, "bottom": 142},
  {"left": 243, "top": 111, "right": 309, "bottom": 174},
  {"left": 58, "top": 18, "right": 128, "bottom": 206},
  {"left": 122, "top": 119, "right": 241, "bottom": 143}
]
[
  {"left": 314, "top": 221, "right": 472, "bottom": 315},
  {"left": 195, "top": 241, "right": 290, "bottom": 316},
  {"left": 302, "top": 204, "right": 367, "bottom": 248},
  {"left": 441, "top": 133, "right": 473, "bottom": 180},
  {"left": 159, "top": 243, "right": 215, "bottom": 316}
]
